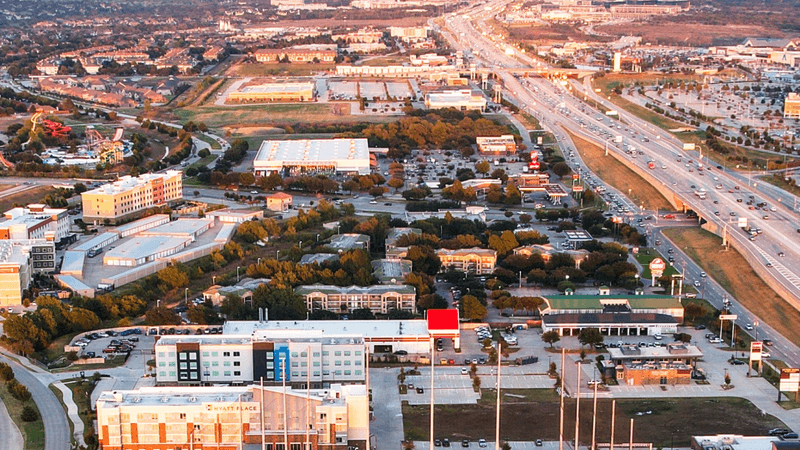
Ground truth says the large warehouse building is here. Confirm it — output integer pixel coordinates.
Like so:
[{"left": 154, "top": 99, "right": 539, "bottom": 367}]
[{"left": 253, "top": 138, "right": 371, "bottom": 176}]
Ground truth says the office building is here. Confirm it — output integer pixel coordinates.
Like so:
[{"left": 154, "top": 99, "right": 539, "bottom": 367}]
[
  {"left": 81, "top": 171, "right": 183, "bottom": 223},
  {"left": 95, "top": 384, "right": 368, "bottom": 450},
  {"left": 0, "top": 204, "right": 69, "bottom": 241},
  {"left": 253, "top": 139, "right": 371, "bottom": 177},
  {"left": 476, "top": 135, "right": 517, "bottom": 155},
  {"left": 784, "top": 92, "right": 800, "bottom": 118},
  {"left": 691, "top": 435, "right": 785, "bottom": 450},
  {"left": 436, "top": 247, "right": 497, "bottom": 274},
  {"left": 295, "top": 284, "right": 416, "bottom": 316},
  {"left": 605, "top": 343, "right": 703, "bottom": 385},
  {"left": 154, "top": 331, "right": 366, "bottom": 387},
  {"left": 266, "top": 193, "right": 293, "bottom": 212}
]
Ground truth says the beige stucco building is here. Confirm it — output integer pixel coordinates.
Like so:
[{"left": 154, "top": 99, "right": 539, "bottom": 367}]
[{"left": 81, "top": 171, "right": 183, "bottom": 223}]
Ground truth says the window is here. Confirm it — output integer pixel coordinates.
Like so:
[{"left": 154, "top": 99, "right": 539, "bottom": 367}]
[
  {"left": 292, "top": 371, "right": 299, "bottom": 377},
  {"left": 313, "top": 371, "right": 320, "bottom": 377},
  {"left": 223, "top": 352, "right": 230, "bottom": 357},
  {"left": 335, "top": 361, "right": 341, "bottom": 366},
  {"left": 355, "top": 370, "right": 362, "bottom": 376},
  {"left": 334, "top": 351, "right": 341, "bottom": 356},
  {"left": 212, "top": 361, "right": 219, "bottom": 367},
  {"left": 322, "top": 351, "right": 329, "bottom": 356},
  {"left": 211, "top": 352, "right": 219, "bottom": 357},
  {"left": 202, "top": 352, "right": 209, "bottom": 357},
  {"left": 355, "top": 351, "right": 362, "bottom": 356},
  {"left": 212, "top": 371, "right": 219, "bottom": 377},
  {"left": 343, "top": 351, "right": 351, "bottom": 356},
  {"left": 334, "top": 370, "right": 342, "bottom": 376},
  {"left": 158, "top": 362, "right": 165, "bottom": 367},
  {"left": 233, "top": 361, "right": 240, "bottom": 367},
  {"left": 355, "top": 360, "right": 362, "bottom": 366},
  {"left": 224, "top": 371, "right": 231, "bottom": 377},
  {"left": 300, "top": 352, "right": 307, "bottom": 357},
  {"left": 157, "top": 352, "right": 165, "bottom": 358},
  {"left": 291, "top": 352, "right": 299, "bottom": 357},
  {"left": 313, "top": 352, "right": 320, "bottom": 357},
  {"left": 233, "top": 351, "right": 240, "bottom": 357},
  {"left": 168, "top": 352, "right": 175, "bottom": 357},
  {"left": 224, "top": 362, "right": 231, "bottom": 367},
  {"left": 344, "top": 361, "right": 351, "bottom": 366},
  {"left": 291, "top": 362, "right": 298, "bottom": 368},
  {"left": 234, "top": 371, "right": 241, "bottom": 376},
  {"left": 344, "top": 370, "right": 351, "bottom": 376}
]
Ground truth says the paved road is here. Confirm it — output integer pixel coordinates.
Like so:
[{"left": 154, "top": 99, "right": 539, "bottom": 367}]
[
  {"left": 0, "top": 353, "right": 70, "bottom": 450},
  {"left": 0, "top": 397, "right": 23, "bottom": 450},
  {"left": 370, "top": 368, "right": 405, "bottom": 450}
]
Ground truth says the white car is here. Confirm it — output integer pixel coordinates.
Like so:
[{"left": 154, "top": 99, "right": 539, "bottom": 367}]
[
  {"left": 461, "top": 367, "right": 469, "bottom": 375},
  {"left": 369, "top": 200, "right": 377, "bottom": 204},
  {"left": 761, "top": 351, "right": 771, "bottom": 358}
]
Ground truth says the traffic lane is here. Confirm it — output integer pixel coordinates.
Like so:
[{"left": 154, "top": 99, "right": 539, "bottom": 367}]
[{"left": 0, "top": 354, "right": 70, "bottom": 450}]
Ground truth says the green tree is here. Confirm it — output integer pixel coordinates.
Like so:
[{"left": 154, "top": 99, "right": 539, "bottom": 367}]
[
  {"left": 475, "top": 160, "right": 490, "bottom": 175},
  {"left": 552, "top": 162, "right": 571, "bottom": 177},
  {"left": 387, "top": 177, "right": 405, "bottom": 193},
  {"left": 145, "top": 306, "right": 182, "bottom": 325},
  {"left": 542, "top": 330, "right": 561, "bottom": 348},
  {"left": 462, "top": 295, "right": 487, "bottom": 321},
  {"left": 684, "top": 303, "right": 706, "bottom": 322},
  {"left": 578, "top": 328, "right": 604, "bottom": 347},
  {"left": 157, "top": 266, "right": 189, "bottom": 290}
]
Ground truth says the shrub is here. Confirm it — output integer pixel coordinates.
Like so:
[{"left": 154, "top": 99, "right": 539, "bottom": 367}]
[{"left": 21, "top": 405, "right": 38, "bottom": 422}]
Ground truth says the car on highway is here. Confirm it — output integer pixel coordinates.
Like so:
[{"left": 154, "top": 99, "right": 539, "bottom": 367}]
[
  {"left": 763, "top": 339, "right": 774, "bottom": 346},
  {"left": 778, "top": 252, "right": 785, "bottom": 257},
  {"left": 694, "top": 281, "right": 701, "bottom": 287},
  {"left": 761, "top": 351, "right": 771, "bottom": 358},
  {"left": 745, "top": 323, "right": 753, "bottom": 330}
]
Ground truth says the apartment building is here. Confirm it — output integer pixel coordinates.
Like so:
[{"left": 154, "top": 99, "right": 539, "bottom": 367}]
[
  {"left": 254, "top": 48, "right": 337, "bottom": 64},
  {"left": 436, "top": 247, "right": 497, "bottom": 274},
  {"left": 155, "top": 332, "right": 366, "bottom": 387},
  {"left": 81, "top": 170, "right": 183, "bottom": 223},
  {"left": 95, "top": 384, "right": 368, "bottom": 450},
  {"left": 0, "top": 204, "right": 69, "bottom": 241},
  {"left": 295, "top": 284, "right": 416, "bottom": 315}
]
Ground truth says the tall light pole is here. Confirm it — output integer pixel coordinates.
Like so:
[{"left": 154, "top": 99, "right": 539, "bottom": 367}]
[
  {"left": 276, "top": 250, "right": 280, "bottom": 260},
  {"left": 575, "top": 360, "right": 581, "bottom": 450},
  {"left": 257, "top": 257, "right": 262, "bottom": 265},
  {"left": 316, "top": 233, "right": 320, "bottom": 242},
  {"left": 212, "top": 276, "right": 216, "bottom": 285},
  {"left": 184, "top": 288, "right": 188, "bottom": 304},
  {"left": 495, "top": 340, "right": 501, "bottom": 450},
  {"left": 236, "top": 266, "right": 241, "bottom": 283},
  {"left": 429, "top": 337, "right": 435, "bottom": 450}
]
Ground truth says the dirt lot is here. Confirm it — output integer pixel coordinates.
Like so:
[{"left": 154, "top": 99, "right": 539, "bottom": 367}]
[
  {"left": 661, "top": 227, "right": 800, "bottom": 346},
  {"left": 403, "top": 391, "right": 785, "bottom": 446},
  {"left": 567, "top": 131, "right": 674, "bottom": 211}
]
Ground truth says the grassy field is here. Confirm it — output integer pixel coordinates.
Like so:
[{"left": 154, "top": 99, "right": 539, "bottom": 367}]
[
  {"left": 402, "top": 393, "right": 786, "bottom": 446},
  {"left": 0, "top": 380, "right": 45, "bottom": 450},
  {"left": 567, "top": 131, "right": 673, "bottom": 211},
  {"left": 226, "top": 63, "right": 335, "bottom": 77},
  {"left": 593, "top": 74, "right": 703, "bottom": 96},
  {"left": 195, "top": 133, "right": 222, "bottom": 150},
  {"left": 759, "top": 174, "right": 800, "bottom": 197},
  {"left": 634, "top": 249, "right": 679, "bottom": 279},
  {"left": 661, "top": 227, "right": 800, "bottom": 346},
  {"left": 173, "top": 103, "right": 374, "bottom": 130},
  {"left": 0, "top": 186, "right": 53, "bottom": 213}
]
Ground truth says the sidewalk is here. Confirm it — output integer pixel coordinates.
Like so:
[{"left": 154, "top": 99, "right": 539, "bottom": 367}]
[{"left": 0, "top": 397, "right": 23, "bottom": 450}]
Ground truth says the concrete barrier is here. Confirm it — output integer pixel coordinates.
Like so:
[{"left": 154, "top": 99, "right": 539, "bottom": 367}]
[{"left": 74, "top": 357, "right": 106, "bottom": 365}]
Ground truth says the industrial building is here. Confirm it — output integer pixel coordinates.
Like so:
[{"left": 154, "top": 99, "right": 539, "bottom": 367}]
[
  {"left": 299, "top": 253, "right": 339, "bottom": 265},
  {"left": 436, "top": 247, "right": 497, "bottom": 274},
  {"left": 228, "top": 82, "right": 316, "bottom": 103},
  {"left": 540, "top": 294, "right": 684, "bottom": 336},
  {"left": 95, "top": 384, "right": 369, "bottom": 450},
  {"left": 139, "top": 218, "right": 214, "bottom": 241},
  {"left": 424, "top": 89, "right": 487, "bottom": 111},
  {"left": 103, "top": 236, "right": 192, "bottom": 266},
  {"left": 204, "top": 209, "right": 264, "bottom": 224},
  {"left": 295, "top": 284, "right": 416, "bottom": 315},
  {"left": 476, "top": 135, "right": 517, "bottom": 155},
  {"left": 0, "top": 204, "right": 69, "bottom": 241},
  {"left": 81, "top": 170, "right": 183, "bottom": 223},
  {"left": 253, "top": 139, "right": 371, "bottom": 177}
]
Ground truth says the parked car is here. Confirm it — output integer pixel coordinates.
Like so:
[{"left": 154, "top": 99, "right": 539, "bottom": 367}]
[{"left": 462, "top": 440, "right": 470, "bottom": 448}]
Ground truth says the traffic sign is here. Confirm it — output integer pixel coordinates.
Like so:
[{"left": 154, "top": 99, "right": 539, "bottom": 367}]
[
  {"left": 649, "top": 258, "right": 666, "bottom": 271},
  {"left": 719, "top": 314, "right": 738, "bottom": 320}
]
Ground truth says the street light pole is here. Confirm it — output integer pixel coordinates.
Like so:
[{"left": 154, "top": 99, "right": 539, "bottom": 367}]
[
  {"left": 184, "top": 288, "right": 188, "bottom": 303},
  {"left": 237, "top": 266, "right": 241, "bottom": 283}
]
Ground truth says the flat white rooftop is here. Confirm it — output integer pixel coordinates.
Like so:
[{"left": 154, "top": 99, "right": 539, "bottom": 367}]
[
  {"left": 254, "top": 138, "right": 370, "bottom": 174},
  {"left": 104, "top": 236, "right": 191, "bottom": 262},
  {"left": 237, "top": 82, "right": 314, "bottom": 94},
  {"left": 85, "top": 170, "right": 181, "bottom": 196},
  {"left": 141, "top": 218, "right": 213, "bottom": 237},
  {"left": 223, "top": 320, "right": 430, "bottom": 338},
  {"left": 61, "top": 250, "right": 85, "bottom": 275}
]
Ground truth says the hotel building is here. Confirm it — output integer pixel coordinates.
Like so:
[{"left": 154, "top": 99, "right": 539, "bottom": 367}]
[
  {"left": 81, "top": 171, "right": 183, "bottom": 223},
  {"left": 95, "top": 384, "right": 368, "bottom": 450}
]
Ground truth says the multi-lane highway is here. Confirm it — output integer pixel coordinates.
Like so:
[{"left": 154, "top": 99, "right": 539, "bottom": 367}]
[{"left": 439, "top": 0, "right": 800, "bottom": 361}]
